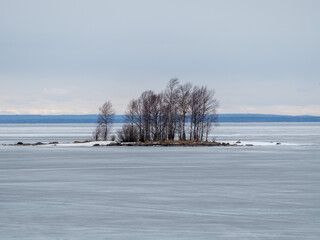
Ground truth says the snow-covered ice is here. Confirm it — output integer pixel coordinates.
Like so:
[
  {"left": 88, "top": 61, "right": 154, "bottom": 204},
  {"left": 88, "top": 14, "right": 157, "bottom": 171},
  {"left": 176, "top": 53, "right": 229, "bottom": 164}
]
[{"left": 0, "top": 123, "right": 320, "bottom": 239}]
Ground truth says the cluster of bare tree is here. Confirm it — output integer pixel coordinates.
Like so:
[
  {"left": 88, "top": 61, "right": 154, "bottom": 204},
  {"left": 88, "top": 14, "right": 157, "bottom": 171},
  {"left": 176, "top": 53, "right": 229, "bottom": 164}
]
[{"left": 118, "top": 79, "right": 218, "bottom": 142}]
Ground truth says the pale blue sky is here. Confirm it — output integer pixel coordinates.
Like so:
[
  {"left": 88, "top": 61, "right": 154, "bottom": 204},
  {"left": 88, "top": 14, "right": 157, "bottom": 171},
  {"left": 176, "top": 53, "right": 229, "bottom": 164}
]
[{"left": 0, "top": 0, "right": 319, "bottom": 115}]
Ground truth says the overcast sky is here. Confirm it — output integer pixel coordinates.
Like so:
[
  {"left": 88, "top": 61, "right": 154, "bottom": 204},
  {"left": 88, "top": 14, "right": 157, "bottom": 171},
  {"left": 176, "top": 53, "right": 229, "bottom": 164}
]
[{"left": 0, "top": 0, "right": 319, "bottom": 115}]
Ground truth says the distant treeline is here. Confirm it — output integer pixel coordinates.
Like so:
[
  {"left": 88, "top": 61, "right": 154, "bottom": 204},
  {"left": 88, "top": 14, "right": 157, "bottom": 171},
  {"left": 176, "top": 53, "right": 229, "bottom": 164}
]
[{"left": 1, "top": 114, "right": 320, "bottom": 124}]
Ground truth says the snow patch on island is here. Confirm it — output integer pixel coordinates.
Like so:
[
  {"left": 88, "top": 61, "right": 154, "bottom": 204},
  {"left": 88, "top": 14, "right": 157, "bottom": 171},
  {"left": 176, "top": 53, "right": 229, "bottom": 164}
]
[
  {"left": 229, "top": 141, "right": 299, "bottom": 146},
  {"left": 54, "top": 141, "right": 116, "bottom": 147}
]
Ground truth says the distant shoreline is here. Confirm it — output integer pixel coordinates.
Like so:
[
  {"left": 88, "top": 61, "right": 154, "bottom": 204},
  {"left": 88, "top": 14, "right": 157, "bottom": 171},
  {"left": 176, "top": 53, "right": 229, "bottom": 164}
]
[{"left": 0, "top": 114, "right": 320, "bottom": 123}]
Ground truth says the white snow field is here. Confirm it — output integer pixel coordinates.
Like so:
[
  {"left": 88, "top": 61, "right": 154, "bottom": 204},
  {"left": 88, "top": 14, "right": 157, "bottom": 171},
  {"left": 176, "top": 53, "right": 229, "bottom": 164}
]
[{"left": 0, "top": 123, "right": 320, "bottom": 239}]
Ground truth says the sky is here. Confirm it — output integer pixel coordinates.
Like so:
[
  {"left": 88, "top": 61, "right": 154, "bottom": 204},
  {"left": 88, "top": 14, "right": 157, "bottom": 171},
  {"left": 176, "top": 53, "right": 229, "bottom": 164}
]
[{"left": 0, "top": 0, "right": 319, "bottom": 115}]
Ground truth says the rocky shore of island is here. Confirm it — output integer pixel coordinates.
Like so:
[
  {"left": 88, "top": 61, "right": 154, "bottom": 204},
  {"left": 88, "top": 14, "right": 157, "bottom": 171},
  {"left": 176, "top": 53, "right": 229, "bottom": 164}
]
[
  {"left": 3, "top": 140, "right": 240, "bottom": 147},
  {"left": 1, "top": 140, "right": 285, "bottom": 147}
]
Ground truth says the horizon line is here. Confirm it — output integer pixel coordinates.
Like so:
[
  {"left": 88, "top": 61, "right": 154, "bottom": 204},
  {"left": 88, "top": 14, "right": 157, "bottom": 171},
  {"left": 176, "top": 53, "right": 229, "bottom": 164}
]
[{"left": 0, "top": 113, "right": 320, "bottom": 117}]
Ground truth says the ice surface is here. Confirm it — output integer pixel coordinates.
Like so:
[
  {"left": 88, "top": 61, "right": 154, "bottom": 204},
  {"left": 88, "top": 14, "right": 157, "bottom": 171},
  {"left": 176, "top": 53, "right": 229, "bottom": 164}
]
[
  {"left": 1, "top": 146, "right": 320, "bottom": 239},
  {"left": 0, "top": 123, "right": 320, "bottom": 239}
]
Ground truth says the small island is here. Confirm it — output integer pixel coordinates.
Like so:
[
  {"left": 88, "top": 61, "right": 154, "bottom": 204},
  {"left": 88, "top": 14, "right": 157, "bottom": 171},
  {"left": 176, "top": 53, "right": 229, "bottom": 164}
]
[
  {"left": 94, "top": 79, "right": 219, "bottom": 145},
  {"left": 4, "top": 140, "right": 233, "bottom": 147}
]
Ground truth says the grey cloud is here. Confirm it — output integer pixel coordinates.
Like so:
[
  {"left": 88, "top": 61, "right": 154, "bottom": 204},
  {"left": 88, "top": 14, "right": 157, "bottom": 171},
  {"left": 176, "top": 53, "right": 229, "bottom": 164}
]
[{"left": 0, "top": 0, "right": 319, "bottom": 114}]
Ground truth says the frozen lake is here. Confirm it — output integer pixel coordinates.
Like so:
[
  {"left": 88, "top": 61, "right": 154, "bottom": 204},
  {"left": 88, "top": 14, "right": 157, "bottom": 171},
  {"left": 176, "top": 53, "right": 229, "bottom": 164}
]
[{"left": 0, "top": 123, "right": 320, "bottom": 239}]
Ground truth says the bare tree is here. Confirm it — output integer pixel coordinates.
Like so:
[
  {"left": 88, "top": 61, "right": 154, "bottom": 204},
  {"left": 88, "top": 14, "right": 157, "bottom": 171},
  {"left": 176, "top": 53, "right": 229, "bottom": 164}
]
[
  {"left": 189, "top": 86, "right": 218, "bottom": 141},
  {"left": 189, "top": 86, "right": 200, "bottom": 140},
  {"left": 177, "top": 82, "right": 192, "bottom": 140},
  {"left": 92, "top": 125, "right": 102, "bottom": 141},
  {"left": 164, "top": 78, "right": 179, "bottom": 140},
  {"left": 125, "top": 99, "right": 137, "bottom": 139},
  {"left": 204, "top": 114, "right": 218, "bottom": 142},
  {"left": 149, "top": 92, "right": 164, "bottom": 141},
  {"left": 97, "top": 101, "right": 115, "bottom": 141},
  {"left": 120, "top": 99, "right": 140, "bottom": 142},
  {"left": 199, "top": 87, "right": 218, "bottom": 141}
]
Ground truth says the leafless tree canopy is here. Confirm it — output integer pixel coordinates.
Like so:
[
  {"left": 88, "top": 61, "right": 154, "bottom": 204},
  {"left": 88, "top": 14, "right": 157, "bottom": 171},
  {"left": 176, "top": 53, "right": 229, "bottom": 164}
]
[
  {"left": 94, "top": 100, "right": 115, "bottom": 141},
  {"left": 118, "top": 79, "right": 218, "bottom": 142}
]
